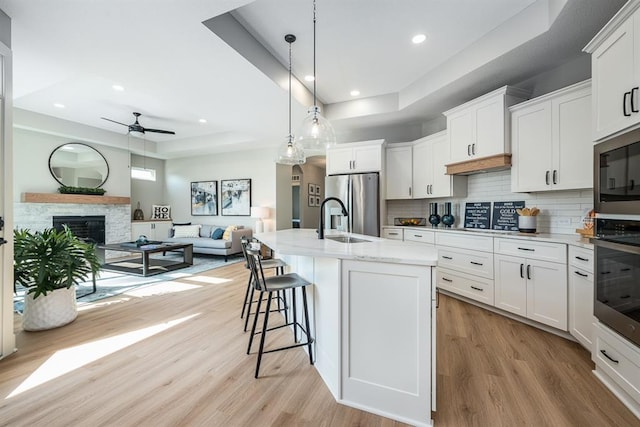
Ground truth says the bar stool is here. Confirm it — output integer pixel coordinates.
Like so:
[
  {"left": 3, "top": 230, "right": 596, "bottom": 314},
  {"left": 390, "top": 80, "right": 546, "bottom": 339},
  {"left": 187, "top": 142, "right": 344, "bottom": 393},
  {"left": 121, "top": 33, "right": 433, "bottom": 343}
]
[
  {"left": 245, "top": 247, "right": 314, "bottom": 378},
  {"left": 240, "top": 237, "right": 288, "bottom": 332}
]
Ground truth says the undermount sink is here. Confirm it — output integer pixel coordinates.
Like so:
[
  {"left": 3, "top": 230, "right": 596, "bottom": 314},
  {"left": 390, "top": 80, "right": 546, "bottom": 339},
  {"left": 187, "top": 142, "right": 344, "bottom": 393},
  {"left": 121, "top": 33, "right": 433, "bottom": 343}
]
[{"left": 325, "top": 235, "right": 371, "bottom": 244}]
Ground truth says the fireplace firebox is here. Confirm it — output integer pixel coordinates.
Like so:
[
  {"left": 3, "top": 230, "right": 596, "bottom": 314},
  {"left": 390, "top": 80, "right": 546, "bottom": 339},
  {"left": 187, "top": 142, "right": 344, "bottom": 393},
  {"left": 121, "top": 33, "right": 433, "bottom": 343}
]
[{"left": 53, "top": 215, "right": 106, "bottom": 244}]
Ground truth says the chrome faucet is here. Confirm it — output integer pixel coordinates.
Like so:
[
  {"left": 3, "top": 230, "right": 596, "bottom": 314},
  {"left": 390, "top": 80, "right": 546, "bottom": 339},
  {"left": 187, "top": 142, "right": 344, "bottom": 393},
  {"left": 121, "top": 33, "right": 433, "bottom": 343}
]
[{"left": 318, "top": 197, "right": 349, "bottom": 239}]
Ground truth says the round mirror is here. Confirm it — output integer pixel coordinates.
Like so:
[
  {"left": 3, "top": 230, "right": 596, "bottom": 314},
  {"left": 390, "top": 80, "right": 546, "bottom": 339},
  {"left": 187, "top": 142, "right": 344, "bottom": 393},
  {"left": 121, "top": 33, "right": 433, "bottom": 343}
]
[{"left": 48, "top": 143, "right": 109, "bottom": 187}]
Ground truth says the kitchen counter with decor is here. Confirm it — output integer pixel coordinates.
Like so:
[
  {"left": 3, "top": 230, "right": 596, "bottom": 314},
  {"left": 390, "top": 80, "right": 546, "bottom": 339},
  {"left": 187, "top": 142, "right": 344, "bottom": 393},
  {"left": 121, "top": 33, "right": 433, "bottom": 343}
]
[
  {"left": 382, "top": 225, "right": 593, "bottom": 248},
  {"left": 254, "top": 228, "right": 436, "bottom": 427}
]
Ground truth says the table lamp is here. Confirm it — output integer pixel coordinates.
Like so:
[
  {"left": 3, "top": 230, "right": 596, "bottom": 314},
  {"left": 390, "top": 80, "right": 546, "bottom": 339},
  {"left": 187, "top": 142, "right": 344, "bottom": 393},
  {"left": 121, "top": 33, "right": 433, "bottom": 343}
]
[{"left": 251, "top": 207, "right": 269, "bottom": 233}]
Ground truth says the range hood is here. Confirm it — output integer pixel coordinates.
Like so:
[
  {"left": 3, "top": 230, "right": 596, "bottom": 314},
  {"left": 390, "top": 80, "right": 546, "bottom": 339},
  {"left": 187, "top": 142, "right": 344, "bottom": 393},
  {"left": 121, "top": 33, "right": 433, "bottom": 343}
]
[{"left": 445, "top": 153, "right": 511, "bottom": 175}]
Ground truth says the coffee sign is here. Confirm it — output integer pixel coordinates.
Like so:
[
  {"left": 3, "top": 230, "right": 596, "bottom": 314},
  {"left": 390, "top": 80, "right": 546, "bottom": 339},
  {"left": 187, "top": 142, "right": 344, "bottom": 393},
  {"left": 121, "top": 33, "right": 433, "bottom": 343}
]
[{"left": 492, "top": 201, "right": 525, "bottom": 231}]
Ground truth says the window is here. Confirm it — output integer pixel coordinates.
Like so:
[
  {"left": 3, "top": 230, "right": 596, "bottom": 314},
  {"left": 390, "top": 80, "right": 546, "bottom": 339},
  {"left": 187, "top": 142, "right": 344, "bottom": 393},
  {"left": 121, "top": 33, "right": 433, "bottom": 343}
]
[{"left": 131, "top": 167, "right": 156, "bottom": 181}]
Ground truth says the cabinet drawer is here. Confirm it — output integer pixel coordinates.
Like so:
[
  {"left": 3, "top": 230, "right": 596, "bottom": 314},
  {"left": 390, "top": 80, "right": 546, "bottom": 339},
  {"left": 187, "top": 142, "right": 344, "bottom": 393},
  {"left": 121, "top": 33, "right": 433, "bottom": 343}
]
[
  {"left": 569, "top": 245, "right": 594, "bottom": 273},
  {"left": 404, "top": 229, "right": 435, "bottom": 245},
  {"left": 382, "top": 228, "right": 404, "bottom": 240},
  {"left": 438, "top": 246, "right": 493, "bottom": 279},
  {"left": 435, "top": 232, "right": 493, "bottom": 252},
  {"left": 437, "top": 268, "right": 494, "bottom": 306},
  {"left": 593, "top": 323, "right": 640, "bottom": 404},
  {"left": 494, "top": 238, "right": 566, "bottom": 263}
]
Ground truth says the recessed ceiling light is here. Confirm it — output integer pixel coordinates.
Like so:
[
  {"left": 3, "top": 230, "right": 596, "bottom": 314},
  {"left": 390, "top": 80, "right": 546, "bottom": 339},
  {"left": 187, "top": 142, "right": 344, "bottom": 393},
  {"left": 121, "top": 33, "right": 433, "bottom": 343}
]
[
  {"left": 304, "top": 75, "right": 315, "bottom": 82},
  {"left": 350, "top": 90, "right": 360, "bottom": 97},
  {"left": 112, "top": 84, "right": 124, "bottom": 91},
  {"left": 412, "top": 34, "right": 427, "bottom": 44},
  {"left": 199, "top": 119, "right": 207, "bottom": 124},
  {"left": 53, "top": 103, "right": 65, "bottom": 108}
]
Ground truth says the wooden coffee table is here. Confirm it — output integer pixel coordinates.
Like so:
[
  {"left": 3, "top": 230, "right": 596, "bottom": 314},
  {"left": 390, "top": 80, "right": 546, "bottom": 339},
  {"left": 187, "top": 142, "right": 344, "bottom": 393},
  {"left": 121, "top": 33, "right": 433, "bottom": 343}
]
[{"left": 98, "top": 242, "right": 193, "bottom": 277}]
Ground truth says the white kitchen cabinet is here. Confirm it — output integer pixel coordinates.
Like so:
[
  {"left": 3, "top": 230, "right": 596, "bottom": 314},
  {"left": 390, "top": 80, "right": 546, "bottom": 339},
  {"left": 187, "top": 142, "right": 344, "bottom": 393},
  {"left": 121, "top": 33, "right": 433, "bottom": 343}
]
[
  {"left": 511, "top": 80, "right": 592, "bottom": 192},
  {"left": 437, "top": 268, "right": 494, "bottom": 306},
  {"left": 131, "top": 220, "right": 172, "bottom": 241},
  {"left": 385, "top": 144, "right": 413, "bottom": 199},
  {"left": 381, "top": 227, "right": 403, "bottom": 240},
  {"left": 412, "top": 131, "right": 467, "bottom": 199},
  {"left": 327, "top": 140, "right": 383, "bottom": 175},
  {"left": 444, "top": 86, "right": 530, "bottom": 164},
  {"left": 403, "top": 228, "right": 435, "bottom": 245},
  {"left": 569, "top": 245, "right": 595, "bottom": 350},
  {"left": 494, "top": 238, "right": 568, "bottom": 331},
  {"left": 584, "top": 2, "right": 640, "bottom": 141}
]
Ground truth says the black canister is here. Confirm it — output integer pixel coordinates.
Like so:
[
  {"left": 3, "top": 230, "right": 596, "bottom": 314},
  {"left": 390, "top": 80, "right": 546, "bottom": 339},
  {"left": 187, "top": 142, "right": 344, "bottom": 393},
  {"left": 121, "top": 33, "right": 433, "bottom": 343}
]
[
  {"left": 428, "top": 202, "right": 441, "bottom": 227},
  {"left": 442, "top": 202, "right": 455, "bottom": 228}
]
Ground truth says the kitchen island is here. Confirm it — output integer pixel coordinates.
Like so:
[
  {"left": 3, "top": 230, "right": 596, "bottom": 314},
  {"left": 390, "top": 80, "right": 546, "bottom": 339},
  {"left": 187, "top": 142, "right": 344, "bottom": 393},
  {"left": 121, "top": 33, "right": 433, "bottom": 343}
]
[{"left": 254, "top": 229, "right": 438, "bottom": 427}]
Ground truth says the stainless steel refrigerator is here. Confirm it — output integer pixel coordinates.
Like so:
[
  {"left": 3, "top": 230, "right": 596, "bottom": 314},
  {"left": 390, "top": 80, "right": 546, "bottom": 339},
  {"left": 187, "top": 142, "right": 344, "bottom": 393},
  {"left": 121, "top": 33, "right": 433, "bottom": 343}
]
[{"left": 325, "top": 172, "right": 380, "bottom": 237}]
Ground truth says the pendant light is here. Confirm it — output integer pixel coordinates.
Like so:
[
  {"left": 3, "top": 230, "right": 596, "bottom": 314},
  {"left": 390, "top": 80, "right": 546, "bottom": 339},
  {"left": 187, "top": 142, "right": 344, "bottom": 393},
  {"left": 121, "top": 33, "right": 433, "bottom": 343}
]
[
  {"left": 277, "top": 34, "right": 306, "bottom": 165},
  {"left": 297, "top": 0, "right": 336, "bottom": 150}
]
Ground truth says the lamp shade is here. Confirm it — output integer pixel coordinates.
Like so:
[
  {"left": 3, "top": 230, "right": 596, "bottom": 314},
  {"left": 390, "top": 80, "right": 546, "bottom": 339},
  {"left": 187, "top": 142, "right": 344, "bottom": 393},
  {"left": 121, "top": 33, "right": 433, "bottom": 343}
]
[
  {"left": 277, "top": 136, "right": 306, "bottom": 165},
  {"left": 251, "top": 207, "right": 269, "bottom": 219},
  {"left": 297, "top": 105, "right": 336, "bottom": 149}
]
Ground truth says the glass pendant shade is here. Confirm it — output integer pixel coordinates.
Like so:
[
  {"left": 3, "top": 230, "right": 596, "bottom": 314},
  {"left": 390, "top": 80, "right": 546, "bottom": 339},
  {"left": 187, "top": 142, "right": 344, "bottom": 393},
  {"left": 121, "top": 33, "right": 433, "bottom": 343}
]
[
  {"left": 277, "top": 135, "right": 305, "bottom": 165},
  {"left": 297, "top": 105, "right": 336, "bottom": 150}
]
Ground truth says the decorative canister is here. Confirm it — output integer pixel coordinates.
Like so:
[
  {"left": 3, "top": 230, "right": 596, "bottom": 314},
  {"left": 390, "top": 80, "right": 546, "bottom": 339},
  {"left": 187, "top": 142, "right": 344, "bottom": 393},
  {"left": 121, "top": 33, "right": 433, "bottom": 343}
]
[
  {"left": 133, "top": 202, "right": 144, "bottom": 220},
  {"left": 442, "top": 202, "right": 455, "bottom": 228},
  {"left": 428, "top": 203, "right": 441, "bottom": 228}
]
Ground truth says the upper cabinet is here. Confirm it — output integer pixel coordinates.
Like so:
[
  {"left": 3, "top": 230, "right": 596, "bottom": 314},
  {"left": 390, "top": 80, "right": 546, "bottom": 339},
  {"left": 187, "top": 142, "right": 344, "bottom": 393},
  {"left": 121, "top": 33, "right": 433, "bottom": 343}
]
[
  {"left": 585, "top": 1, "right": 640, "bottom": 141},
  {"left": 444, "top": 86, "right": 530, "bottom": 173},
  {"left": 510, "top": 80, "right": 593, "bottom": 192},
  {"left": 385, "top": 132, "right": 466, "bottom": 200},
  {"left": 326, "top": 140, "right": 384, "bottom": 175}
]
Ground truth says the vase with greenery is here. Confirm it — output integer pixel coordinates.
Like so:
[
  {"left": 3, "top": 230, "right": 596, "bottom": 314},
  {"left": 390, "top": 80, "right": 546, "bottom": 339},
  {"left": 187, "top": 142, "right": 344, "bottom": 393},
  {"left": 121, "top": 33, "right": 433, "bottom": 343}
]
[{"left": 14, "top": 226, "right": 101, "bottom": 330}]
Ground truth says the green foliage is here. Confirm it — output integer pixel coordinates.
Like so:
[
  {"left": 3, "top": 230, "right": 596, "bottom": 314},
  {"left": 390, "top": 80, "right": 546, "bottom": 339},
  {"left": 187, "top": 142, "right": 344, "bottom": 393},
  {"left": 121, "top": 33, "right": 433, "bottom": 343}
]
[
  {"left": 13, "top": 226, "right": 101, "bottom": 299},
  {"left": 58, "top": 186, "right": 106, "bottom": 195}
]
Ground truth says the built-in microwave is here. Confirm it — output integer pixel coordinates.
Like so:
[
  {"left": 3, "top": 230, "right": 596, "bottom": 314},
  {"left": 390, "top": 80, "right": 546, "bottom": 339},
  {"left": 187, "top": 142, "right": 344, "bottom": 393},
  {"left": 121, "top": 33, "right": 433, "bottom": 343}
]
[{"left": 594, "top": 127, "right": 640, "bottom": 215}]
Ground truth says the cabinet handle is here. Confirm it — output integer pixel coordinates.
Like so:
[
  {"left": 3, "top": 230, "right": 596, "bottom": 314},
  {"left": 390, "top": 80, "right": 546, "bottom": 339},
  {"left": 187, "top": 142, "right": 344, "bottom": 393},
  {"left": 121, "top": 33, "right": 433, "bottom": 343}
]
[
  {"left": 552, "top": 170, "right": 558, "bottom": 185},
  {"left": 632, "top": 87, "right": 639, "bottom": 113},
  {"left": 631, "top": 179, "right": 635, "bottom": 191},
  {"left": 517, "top": 247, "right": 535, "bottom": 251},
  {"left": 600, "top": 349, "right": 619, "bottom": 364},
  {"left": 472, "top": 143, "right": 476, "bottom": 155},
  {"left": 409, "top": 187, "right": 412, "bottom": 196},
  {"left": 624, "top": 91, "right": 631, "bottom": 117},
  {"left": 575, "top": 256, "right": 589, "bottom": 262},
  {"left": 436, "top": 288, "right": 440, "bottom": 309},
  {"left": 442, "top": 277, "right": 453, "bottom": 283},
  {"left": 545, "top": 170, "right": 550, "bottom": 185},
  {"left": 470, "top": 286, "right": 483, "bottom": 292},
  {"left": 574, "top": 270, "right": 588, "bottom": 278},
  {"left": 442, "top": 255, "right": 453, "bottom": 260},
  {"left": 470, "top": 261, "right": 483, "bottom": 266},
  {"left": 467, "top": 144, "right": 471, "bottom": 156},
  {"left": 527, "top": 264, "right": 531, "bottom": 280},
  {"left": 430, "top": 184, "right": 433, "bottom": 194},
  {"left": 520, "top": 263, "right": 524, "bottom": 278},
  {"left": 388, "top": 232, "right": 399, "bottom": 236},
  {"left": 414, "top": 234, "right": 423, "bottom": 238}
]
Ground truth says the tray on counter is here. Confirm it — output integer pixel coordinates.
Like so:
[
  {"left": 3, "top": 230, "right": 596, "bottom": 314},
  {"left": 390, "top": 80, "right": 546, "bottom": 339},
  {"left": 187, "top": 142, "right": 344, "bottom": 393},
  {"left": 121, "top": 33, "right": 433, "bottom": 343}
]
[{"left": 394, "top": 217, "right": 426, "bottom": 226}]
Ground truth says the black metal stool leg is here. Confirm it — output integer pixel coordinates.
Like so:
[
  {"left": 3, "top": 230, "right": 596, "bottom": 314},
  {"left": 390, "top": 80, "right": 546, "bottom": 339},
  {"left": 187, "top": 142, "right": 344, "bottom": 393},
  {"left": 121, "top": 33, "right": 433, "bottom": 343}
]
[
  {"left": 244, "top": 285, "right": 256, "bottom": 332},
  {"left": 302, "top": 286, "right": 314, "bottom": 365},
  {"left": 240, "top": 272, "right": 252, "bottom": 319},
  {"left": 292, "top": 289, "right": 298, "bottom": 342},
  {"left": 247, "top": 289, "right": 264, "bottom": 354},
  {"left": 255, "top": 292, "right": 273, "bottom": 378}
]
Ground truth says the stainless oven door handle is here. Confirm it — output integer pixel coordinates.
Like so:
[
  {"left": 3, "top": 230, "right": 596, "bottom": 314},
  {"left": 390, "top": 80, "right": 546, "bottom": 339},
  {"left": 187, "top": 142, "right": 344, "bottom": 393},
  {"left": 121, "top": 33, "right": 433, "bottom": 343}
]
[{"left": 594, "top": 238, "right": 640, "bottom": 255}]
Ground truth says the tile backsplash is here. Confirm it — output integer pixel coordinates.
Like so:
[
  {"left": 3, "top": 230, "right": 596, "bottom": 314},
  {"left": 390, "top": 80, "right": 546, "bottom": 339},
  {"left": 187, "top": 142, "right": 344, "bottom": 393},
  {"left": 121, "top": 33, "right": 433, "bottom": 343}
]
[{"left": 386, "top": 169, "right": 593, "bottom": 235}]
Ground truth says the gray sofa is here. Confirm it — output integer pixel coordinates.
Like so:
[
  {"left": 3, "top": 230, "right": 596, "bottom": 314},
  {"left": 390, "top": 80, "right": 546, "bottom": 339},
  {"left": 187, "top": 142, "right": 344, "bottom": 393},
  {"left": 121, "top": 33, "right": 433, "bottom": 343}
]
[{"left": 165, "top": 224, "right": 252, "bottom": 261}]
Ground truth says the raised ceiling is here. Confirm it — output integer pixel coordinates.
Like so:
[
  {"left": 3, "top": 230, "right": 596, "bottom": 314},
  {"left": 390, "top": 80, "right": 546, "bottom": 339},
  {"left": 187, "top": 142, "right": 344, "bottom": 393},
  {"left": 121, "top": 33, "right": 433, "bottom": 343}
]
[{"left": 0, "top": 0, "right": 626, "bottom": 159}]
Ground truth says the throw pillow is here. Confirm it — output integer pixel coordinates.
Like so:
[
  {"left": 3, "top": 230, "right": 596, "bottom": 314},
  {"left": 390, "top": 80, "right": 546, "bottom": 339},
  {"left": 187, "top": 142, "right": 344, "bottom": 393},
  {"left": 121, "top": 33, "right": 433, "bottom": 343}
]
[
  {"left": 170, "top": 222, "right": 191, "bottom": 237},
  {"left": 151, "top": 205, "right": 171, "bottom": 220},
  {"left": 173, "top": 224, "right": 201, "bottom": 238},
  {"left": 211, "top": 228, "right": 224, "bottom": 240},
  {"left": 222, "top": 225, "right": 237, "bottom": 240}
]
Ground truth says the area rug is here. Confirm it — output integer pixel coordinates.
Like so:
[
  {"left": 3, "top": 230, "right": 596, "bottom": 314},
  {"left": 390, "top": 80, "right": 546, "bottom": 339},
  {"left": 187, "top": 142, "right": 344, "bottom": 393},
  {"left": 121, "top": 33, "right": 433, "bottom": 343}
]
[{"left": 14, "top": 253, "right": 244, "bottom": 312}]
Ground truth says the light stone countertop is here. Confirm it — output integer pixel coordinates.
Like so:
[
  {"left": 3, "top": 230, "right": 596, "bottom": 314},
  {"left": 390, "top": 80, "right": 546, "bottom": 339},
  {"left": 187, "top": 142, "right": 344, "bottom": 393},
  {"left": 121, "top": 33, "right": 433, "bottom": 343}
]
[
  {"left": 255, "top": 229, "right": 438, "bottom": 266},
  {"left": 382, "top": 225, "right": 594, "bottom": 249}
]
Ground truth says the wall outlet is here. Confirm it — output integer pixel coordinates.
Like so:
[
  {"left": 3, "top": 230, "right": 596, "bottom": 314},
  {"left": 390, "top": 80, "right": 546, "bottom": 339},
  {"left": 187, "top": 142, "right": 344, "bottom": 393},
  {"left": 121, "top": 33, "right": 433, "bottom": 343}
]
[{"left": 556, "top": 217, "right": 571, "bottom": 227}]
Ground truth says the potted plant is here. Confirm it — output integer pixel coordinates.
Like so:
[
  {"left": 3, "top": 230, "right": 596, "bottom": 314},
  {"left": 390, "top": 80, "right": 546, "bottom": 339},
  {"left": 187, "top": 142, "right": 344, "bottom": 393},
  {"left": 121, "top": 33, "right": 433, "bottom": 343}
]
[{"left": 13, "top": 226, "right": 101, "bottom": 331}]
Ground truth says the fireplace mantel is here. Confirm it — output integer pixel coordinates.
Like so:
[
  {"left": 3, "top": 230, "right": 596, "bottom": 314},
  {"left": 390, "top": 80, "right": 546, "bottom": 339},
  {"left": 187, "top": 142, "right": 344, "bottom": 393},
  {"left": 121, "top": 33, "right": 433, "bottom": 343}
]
[{"left": 22, "top": 192, "right": 131, "bottom": 205}]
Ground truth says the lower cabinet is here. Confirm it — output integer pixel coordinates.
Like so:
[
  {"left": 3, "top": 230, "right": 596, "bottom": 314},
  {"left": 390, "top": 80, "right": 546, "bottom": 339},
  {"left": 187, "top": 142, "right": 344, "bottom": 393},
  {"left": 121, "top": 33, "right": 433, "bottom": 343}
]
[
  {"left": 131, "top": 221, "right": 172, "bottom": 241},
  {"left": 494, "top": 254, "right": 568, "bottom": 330},
  {"left": 569, "top": 245, "right": 595, "bottom": 350},
  {"left": 437, "top": 268, "right": 494, "bottom": 306}
]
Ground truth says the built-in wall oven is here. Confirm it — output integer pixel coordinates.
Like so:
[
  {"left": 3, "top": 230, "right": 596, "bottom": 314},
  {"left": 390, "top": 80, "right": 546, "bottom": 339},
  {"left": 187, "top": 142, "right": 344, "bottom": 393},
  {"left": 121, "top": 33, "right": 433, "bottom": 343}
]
[{"left": 594, "top": 128, "right": 640, "bottom": 347}]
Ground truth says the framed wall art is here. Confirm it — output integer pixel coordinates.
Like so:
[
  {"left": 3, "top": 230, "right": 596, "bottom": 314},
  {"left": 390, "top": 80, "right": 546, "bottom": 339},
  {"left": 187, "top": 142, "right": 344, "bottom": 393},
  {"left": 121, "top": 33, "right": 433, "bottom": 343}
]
[
  {"left": 308, "top": 195, "right": 315, "bottom": 207},
  {"left": 191, "top": 181, "right": 218, "bottom": 216},
  {"left": 221, "top": 178, "right": 252, "bottom": 216},
  {"left": 308, "top": 183, "right": 316, "bottom": 195}
]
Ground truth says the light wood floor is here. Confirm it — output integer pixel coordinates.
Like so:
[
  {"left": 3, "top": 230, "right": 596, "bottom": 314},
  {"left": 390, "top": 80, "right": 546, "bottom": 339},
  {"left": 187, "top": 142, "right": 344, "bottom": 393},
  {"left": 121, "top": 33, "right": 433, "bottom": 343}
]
[{"left": 0, "top": 262, "right": 638, "bottom": 426}]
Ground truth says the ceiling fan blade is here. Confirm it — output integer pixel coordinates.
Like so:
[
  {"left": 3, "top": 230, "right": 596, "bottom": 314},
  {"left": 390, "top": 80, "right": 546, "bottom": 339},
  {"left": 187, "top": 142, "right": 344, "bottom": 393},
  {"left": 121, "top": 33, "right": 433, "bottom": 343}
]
[
  {"left": 100, "top": 117, "right": 129, "bottom": 126},
  {"left": 144, "top": 128, "right": 176, "bottom": 135}
]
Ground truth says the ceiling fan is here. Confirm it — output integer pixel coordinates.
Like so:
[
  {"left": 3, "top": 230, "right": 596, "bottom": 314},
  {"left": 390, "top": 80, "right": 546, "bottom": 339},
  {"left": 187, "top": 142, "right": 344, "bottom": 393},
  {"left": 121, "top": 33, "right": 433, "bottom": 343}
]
[{"left": 101, "top": 112, "right": 175, "bottom": 135}]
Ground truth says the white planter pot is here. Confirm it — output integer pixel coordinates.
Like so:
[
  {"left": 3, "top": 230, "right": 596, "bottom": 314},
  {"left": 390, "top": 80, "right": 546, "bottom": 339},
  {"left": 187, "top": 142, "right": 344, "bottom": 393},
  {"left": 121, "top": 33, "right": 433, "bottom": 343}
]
[{"left": 22, "top": 286, "right": 78, "bottom": 331}]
